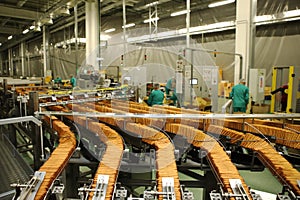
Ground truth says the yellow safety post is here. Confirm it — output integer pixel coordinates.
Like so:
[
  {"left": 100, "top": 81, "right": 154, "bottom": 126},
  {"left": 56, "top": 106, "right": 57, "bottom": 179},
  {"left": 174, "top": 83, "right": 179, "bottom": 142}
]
[
  {"left": 286, "top": 66, "right": 294, "bottom": 113},
  {"left": 270, "top": 67, "right": 277, "bottom": 113}
]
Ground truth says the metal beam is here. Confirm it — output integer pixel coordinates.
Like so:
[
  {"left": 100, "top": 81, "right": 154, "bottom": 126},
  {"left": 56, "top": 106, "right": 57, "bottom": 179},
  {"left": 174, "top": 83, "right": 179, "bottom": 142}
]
[
  {"left": 37, "top": 111, "right": 300, "bottom": 120},
  {"left": 0, "top": 5, "right": 42, "bottom": 20},
  {"left": 0, "top": 26, "right": 21, "bottom": 35},
  {"left": 0, "top": 116, "right": 42, "bottom": 126}
]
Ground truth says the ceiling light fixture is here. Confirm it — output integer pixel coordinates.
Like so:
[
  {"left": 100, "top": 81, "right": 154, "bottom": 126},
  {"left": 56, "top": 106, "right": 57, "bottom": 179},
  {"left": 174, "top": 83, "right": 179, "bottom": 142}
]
[
  {"left": 8, "top": 35, "right": 13, "bottom": 40},
  {"left": 22, "top": 29, "right": 29, "bottom": 34},
  {"left": 41, "top": 17, "right": 53, "bottom": 25},
  {"left": 122, "top": 23, "right": 135, "bottom": 28},
  {"left": 30, "top": 25, "right": 35, "bottom": 30},
  {"left": 170, "top": 10, "right": 189, "bottom": 17},
  {"left": 208, "top": 0, "right": 235, "bottom": 8},
  {"left": 143, "top": 17, "right": 159, "bottom": 23},
  {"left": 0, "top": 43, "right": 2, "bottom": 46},
  {"left": 104, "top": 28, "right": 116, "bottom": 33},
  {"left": 57, "top": 7, "right": 70, "bottom": 16}
]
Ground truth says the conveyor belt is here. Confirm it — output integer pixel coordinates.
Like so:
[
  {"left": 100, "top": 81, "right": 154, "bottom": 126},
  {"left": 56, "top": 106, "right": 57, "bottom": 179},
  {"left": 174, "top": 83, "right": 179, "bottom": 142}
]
[
  {"left": 96, "top": 101, "right": 252, "bottom": 199},
  {"left": 80, "top": 102, "right": 182, "bottom": 200},
  {"left": 211, "top": 118, "right": 300, "bottom": 149},
  {"left": 49, "top": 105, "right": 124, "bottom": 200},
  {"left": 207, "top": 125, "right": 300, "bottom": 196},
  {"left": 36, "top": 115, "right": 77, "bottom": 200},
  {"left": 241, "top": 133, "right": 300, "bottom": 195},
  {"left": 0, "top": 133, "right": 33, "bottom": 198},
  {"left": 165, "top": 123, "right": 251, "bottom": 199},
  {"left": 106, "top": 100, "right": 300, "bottom": 197}
]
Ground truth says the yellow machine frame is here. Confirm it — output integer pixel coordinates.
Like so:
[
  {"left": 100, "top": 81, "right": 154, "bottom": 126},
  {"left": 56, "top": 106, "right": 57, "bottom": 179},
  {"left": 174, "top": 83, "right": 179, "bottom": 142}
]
[{"left": 270, "top": 66, "right": 294, "bottom": 113}]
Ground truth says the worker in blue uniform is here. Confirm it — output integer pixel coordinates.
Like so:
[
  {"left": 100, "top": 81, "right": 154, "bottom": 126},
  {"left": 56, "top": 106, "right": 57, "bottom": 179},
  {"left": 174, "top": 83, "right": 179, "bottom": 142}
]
[
  {"left": 229, "top": 78, "right": 249, "bottom": 113},
  {"left": 148, "top": 83, "right": 165, "bottom": 106}
]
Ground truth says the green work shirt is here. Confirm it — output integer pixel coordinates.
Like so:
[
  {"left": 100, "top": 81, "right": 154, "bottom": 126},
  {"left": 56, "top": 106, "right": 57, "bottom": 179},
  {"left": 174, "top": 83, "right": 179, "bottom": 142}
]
[
  {"left": 148, "top": 89, "right": 164, "bottom": 106},
  {"left": 70, "top": 77, "right": 76, "bottom": 87},
  {"left": 229, "top": 84, "right": 249, "bottom": 108},
  {"left": 54, "top": 77, "right": 62, "bottom": 84}
]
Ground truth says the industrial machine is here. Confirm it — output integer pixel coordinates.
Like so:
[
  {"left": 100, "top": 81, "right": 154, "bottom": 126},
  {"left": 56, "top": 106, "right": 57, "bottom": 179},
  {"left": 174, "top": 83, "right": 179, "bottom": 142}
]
[
  {"left": 1, "top": 77, "right": 300, "bottom": 200},
  {"left": 249, "top": 68, "right": 266, "bottom": 105},
  {"left": 77, "top": 64, "right": 100, "bottom": 89}
]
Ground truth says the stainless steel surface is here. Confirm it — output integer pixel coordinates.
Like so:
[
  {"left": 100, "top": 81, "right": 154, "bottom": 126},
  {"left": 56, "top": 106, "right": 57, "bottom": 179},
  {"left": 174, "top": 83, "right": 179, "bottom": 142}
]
[
  {"left": 0, "top": 116, "right": 42, "bottom": 126},
  {"left": 37, "top": 111, "right": 300, "bottom": 120},
  {"left": 222, "top": 99, "right": 233, "bottom": 114}
]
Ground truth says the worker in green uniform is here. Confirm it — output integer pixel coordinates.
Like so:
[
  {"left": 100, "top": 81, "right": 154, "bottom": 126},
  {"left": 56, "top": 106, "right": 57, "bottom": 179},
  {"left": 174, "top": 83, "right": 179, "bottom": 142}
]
[
  {"left": 54, "top": 76, "right": 62, "bottom": 84},
  {"left": 229, "top": 78, "right": 249, "bottom": 113},
  {"left": 148, "top": 83, "right": 165, "bottom": 106},
  {"left": 165, "top": 77, "right": 178, "bottom": 106},
  {"left": 70, "top": 74, "right": 76, "bottom": 88}
]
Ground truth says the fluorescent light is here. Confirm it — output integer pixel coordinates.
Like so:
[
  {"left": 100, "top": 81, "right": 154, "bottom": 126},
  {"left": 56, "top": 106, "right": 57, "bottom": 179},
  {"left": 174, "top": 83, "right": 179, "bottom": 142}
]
[
  {"left": 30, "top": 25, "right": 35, "bottom": 30},
  {"left": 171, "top": 10, "right": 189, "bottom": 17},
  {"left": 8, "top": 35, "right": 13, "bottom": 40},
  {"left": 145, "top": 1, "right": 158, "bottom": 7},
  {"left": 0, "top": 43, "right": 2, "bottom": 46},
  {"left": 122, "top": 23, "right": 135, "bottom": 28},
  {"left": 101, "top": 34, "right": 111, "bottom": 41},
  {"left": 104, "top": 28, "right": 116, "bottom": 33},
  {"left": 208, "top": 0, "right": 235, "bottom": 8},
  {"left": 143, "top": 17, "right": 159, "bottom": 23},
  {"left": 283, "top": 9, "right": 300, "bottom": 18},
  {"left": 22, "top": 29, "right": 29, "bottom": 34}
]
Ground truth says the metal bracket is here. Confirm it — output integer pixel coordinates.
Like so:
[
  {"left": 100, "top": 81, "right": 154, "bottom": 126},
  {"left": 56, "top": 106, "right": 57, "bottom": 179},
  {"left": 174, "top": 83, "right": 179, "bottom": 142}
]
[
  {"left": 251, "top": 192, "right": 263, "bottom": 200},
  {"left": 11, "top": 171, "right": 46, "bottom": 200},
  {"left": 277, "top": 194, "right": 291, "bottom": 200},
  {"left": 115, "top": 186, "right": 127, "bottom": 198},
  {"left": 180, "top": 185, "right": 194, "bottom": 200},
  {"left": 209, "top": 192, "right": 222, "bottom": 200},
  {"left": 162, "top": 177, "right": 176, "bottom": 200},
  {"left": 229, "top": 179, "right": 251, "bottom": 200},
  {"left": 92, "top": 174, "right": 109, "bottom": 200}
]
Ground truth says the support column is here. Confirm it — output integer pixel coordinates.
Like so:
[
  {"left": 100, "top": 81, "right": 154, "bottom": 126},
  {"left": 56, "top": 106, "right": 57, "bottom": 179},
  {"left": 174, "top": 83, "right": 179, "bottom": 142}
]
[
  {"left": 63, "top": 164, "right": 80, "bottom": 198},
  {"left": 8, "top": 48, "right": 13, "bottom": 77},
  {"left": 43, "top": 26, "right": 50, "bottom": 78},
  {"left": 234, "top": 0, "right": 256, "bottom": 84},
  {"left": 85, "top": 0, "right": 99, "bottom": 71},
  {"left": 29, "top": 92, "right": 42, "bottom": 170},
  {"left": 20, "top": 42, "right": 25, "bottom": 77}
]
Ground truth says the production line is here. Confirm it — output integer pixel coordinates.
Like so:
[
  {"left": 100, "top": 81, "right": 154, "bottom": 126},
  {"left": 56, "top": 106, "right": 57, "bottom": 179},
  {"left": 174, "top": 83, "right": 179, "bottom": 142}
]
[
  {"left": 1, "top": 83, "right": 300, "bottom": 200},
  {"left": 93, "top": 99, "right": 300, "bottom": 199}
]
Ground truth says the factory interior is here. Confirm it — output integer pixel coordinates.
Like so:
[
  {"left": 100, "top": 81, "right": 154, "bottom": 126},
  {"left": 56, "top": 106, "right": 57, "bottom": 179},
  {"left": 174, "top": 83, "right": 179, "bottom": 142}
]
[{"left": 0, "top": 0, "right": 300, "bottom": 200}]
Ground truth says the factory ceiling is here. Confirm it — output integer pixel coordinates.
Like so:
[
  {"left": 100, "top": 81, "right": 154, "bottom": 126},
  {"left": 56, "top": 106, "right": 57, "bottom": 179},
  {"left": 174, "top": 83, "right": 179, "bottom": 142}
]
[{"left": 0, "top": 0, "right": 299, "bottom": 50}]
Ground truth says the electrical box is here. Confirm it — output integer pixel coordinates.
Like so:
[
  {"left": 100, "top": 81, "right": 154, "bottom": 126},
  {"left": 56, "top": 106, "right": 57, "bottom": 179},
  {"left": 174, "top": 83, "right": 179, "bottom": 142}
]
[{"left": 249, "top": 69, "right": 266, "bottom": 104}]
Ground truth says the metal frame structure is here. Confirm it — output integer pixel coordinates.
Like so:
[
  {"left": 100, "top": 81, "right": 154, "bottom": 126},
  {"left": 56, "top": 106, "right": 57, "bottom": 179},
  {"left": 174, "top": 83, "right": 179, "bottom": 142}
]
[{"left": 271, "top": 66, "right": 299, "bottom": 113}]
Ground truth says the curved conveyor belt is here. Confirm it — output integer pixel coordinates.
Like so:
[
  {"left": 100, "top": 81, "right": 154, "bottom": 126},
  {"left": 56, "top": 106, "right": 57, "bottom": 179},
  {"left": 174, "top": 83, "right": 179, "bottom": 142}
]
[
  {"left": 207, "top": 125, "right": 300, "bottom": 196},
  {"left": 76, "top": 103, "right": 182, "bottom": 200},
  {"left": 90, "top": 100, "right": 252, "bottom": 199},
  {"left": 36, "top": 115, "right": 77, "bottom": 200},
  {"left": 103, "top": 100, "right": 300, "bottom": 197},
  {"left": 48, "top": 105, "right": 124, "bottom": 200}
]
